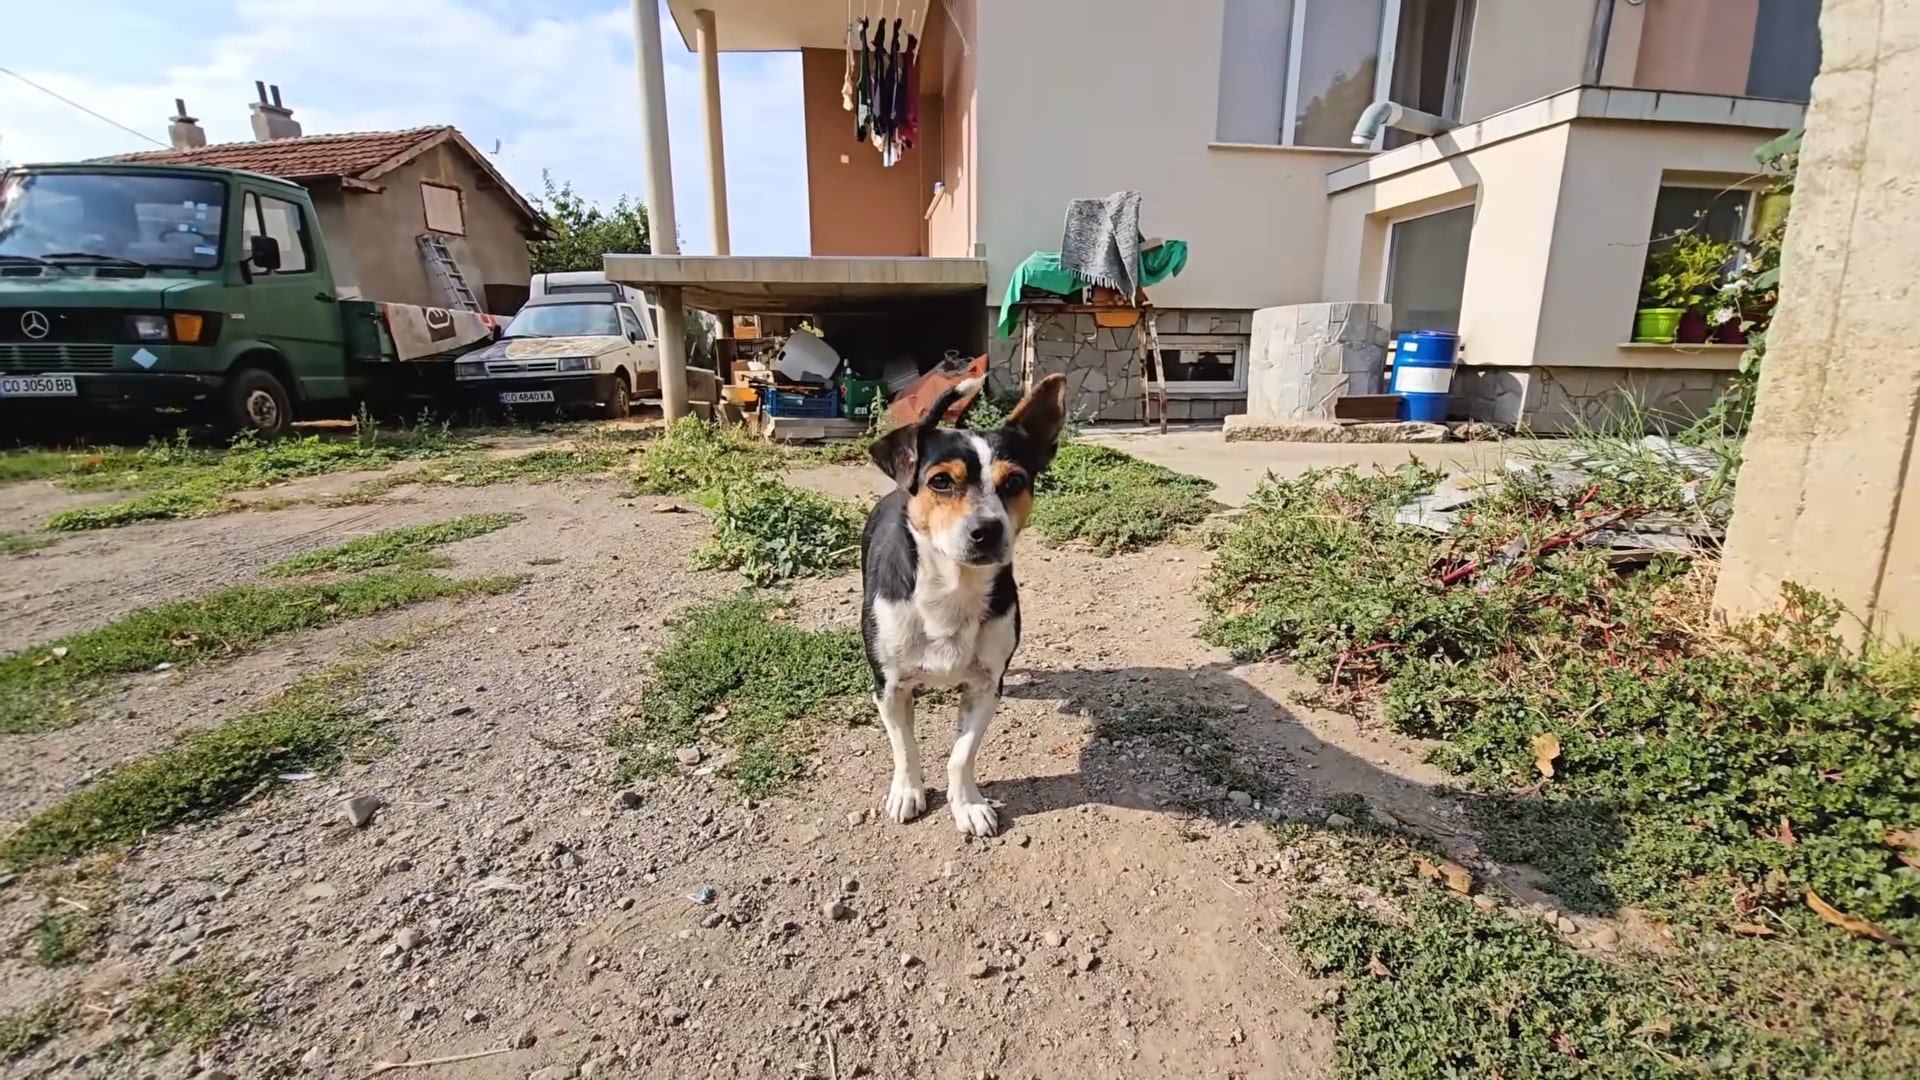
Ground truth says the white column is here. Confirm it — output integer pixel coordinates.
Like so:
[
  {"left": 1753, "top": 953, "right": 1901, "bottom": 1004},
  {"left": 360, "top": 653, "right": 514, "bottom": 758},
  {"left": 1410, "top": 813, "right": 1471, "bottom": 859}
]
[
  {"left": 630, "top": 0, "right": 688, "bottom": 419},
  {"left": 695, "top": 8, "right": 731, "bottom": 256}
]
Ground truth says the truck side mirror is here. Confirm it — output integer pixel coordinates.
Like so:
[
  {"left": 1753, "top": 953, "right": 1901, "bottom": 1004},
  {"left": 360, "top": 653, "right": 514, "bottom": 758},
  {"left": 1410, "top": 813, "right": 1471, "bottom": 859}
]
[{"left": 249, "top": 234, "right": 282, "bottom": 273}]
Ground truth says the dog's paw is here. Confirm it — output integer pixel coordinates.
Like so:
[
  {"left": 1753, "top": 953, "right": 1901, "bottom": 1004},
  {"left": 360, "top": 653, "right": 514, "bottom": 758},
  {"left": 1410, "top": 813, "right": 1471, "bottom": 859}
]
[
  {"left": 949, "top": 794, "right": 1000, "bottom": 838},
  {"left": 884, "top": 777, "right": 928, "bottom": 824}
]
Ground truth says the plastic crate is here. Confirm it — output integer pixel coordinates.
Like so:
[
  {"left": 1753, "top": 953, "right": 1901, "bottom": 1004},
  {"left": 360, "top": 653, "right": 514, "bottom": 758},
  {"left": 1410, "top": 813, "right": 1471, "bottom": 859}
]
[
  {"left": 761, "top": 386, "right": 840, "bottom": 419},
  {"left": 839, "top": 377, "right": 885, "bottom": 421}
]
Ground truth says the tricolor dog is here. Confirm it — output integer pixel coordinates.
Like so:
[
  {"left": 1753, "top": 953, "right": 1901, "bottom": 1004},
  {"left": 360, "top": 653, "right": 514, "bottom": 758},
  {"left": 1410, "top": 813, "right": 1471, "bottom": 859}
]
[{"left": 860, "top": 373, "right": 1068, "bottom": 836}]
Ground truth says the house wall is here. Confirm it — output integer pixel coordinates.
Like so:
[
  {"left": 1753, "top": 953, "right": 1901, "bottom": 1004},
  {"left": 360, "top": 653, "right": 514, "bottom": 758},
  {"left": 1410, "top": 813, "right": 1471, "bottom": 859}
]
[
  {"left": 307, "top": 188, "right": 362, "bottom": 298},
  {"left": 332, "top": 143, "right": 531, "bottom": 312},
  {"left": 1456, "top": 0, "right": 1593, "bottom": 120},
  {"left": 801, "top": 46, "right": 944, "bottom": 257},
  {"left": 971, "top": 0, "right": 1363, "bottom": 310},
  {"left": 926, "top": 0, "right": 977, "bottom": 259}
]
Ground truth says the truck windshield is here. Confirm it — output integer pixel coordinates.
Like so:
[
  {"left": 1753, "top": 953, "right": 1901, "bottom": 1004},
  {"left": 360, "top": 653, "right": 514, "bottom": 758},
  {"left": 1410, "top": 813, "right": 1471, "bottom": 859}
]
[
  {"left": 0, "top": 172, "right": 226, "bottom": 270},
  {"left": 503, "top": 303, "right": 621, "bottom": 338}
]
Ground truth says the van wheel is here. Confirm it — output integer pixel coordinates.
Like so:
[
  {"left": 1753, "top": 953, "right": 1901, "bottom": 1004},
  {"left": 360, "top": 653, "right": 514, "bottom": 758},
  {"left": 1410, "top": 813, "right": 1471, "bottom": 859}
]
[
  {"left": 603, "top": 372, "right": 632, "bottom": 420},
  {"left": 226, "top": 368, "right": 293, "bottom": 437}
]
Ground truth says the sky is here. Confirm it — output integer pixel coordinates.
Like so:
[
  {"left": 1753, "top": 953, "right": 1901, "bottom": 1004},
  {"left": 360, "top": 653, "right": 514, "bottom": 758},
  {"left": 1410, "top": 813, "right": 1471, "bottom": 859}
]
[{"left": 0, "top": 0, "right": 810, "bottom": 255}]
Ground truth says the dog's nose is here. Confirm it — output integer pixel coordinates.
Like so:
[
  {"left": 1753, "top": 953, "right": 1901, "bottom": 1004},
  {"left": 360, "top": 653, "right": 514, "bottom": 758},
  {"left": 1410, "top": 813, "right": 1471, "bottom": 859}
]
[{"left": 969, "top": 520, "right": 1004, "bottom": 549}]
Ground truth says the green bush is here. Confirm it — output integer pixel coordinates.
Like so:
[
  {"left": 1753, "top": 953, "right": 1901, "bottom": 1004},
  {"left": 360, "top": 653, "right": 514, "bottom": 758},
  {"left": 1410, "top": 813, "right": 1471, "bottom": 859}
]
[{"left": 693, "top": 480, "right": 863, "bottom": 585}]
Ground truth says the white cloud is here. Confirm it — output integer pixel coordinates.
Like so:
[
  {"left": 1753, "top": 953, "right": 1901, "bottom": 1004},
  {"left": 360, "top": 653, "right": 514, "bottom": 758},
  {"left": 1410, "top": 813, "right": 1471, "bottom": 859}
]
[{"left": 0, "top": 0, "right": 809, "bottom": 255}]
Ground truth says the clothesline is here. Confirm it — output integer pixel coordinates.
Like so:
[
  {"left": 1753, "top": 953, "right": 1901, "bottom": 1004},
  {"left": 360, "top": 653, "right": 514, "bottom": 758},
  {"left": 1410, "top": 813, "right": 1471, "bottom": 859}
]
[{"left": 841, "top": 3, "right": 929, "bottom": 168}]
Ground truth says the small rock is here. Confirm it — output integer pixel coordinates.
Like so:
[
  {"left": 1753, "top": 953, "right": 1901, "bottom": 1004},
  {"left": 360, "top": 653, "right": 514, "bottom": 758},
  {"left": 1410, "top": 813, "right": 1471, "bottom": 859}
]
[
  {"left": 823, "top": 901, "right": 853, "bottom": 922},
  {"left": 450, "top": 705, "right": 473, "bottom": 717},
  {"left": 195, "top": 1070, "right": 236, "bottom": 1080},
  {"left": 529, "top": 1066, "right": 576, "bottom": 1080},
  {"left": 343, "top": 795, "right": 382, "bottom": 829},
  {"left": 394, "top": 928, "right": 424, "bottom": 951},
  {"left": 301, "top": 882, "right": 339, "bottom": 902},
  {"left": 176, "top": 924, "right": 204, "bottom": 944},
  {"left": 1324, "top": 813, "right": 1356, "bottom": 829},
  {"left": 663, "top": 1007, "right": 690, "bottom": 1026},
  {"left": 560, "top": 850, "right": 585, "bottom": 869},
  {"left": 1077, "top": 952, "right": 1100, "bottom": 973},
  {"left": 1043, "top": 929, "right": 1067, "bottom": 949},
  {"left": 618, "top": 896, "right": 636, "bottom": 911},
  {"left": 899, "top": 953, "right": 920, "bottom": 969},
  {"left": 463, "top": 1009, "right": 486, "bottom": 1024},
  {"left": 399, "top": 1004, "right": 423, "bottom": 1023},
  {"left": 1471, "top": 894, "right": 1498, "bottom": 913},
  {"left": 701, "top": 912, "right": 728, "bottom": 929},
  {"left": 965, "top": 959, "right": 993, "bottom": 979},
  {"left": 1555, "top": 915, "right": 1578, "bottom": 935},
  {"left": 845, "top": 810, "right": 868, "bottom": 827},
  {"left": 1590, "top": 926, "right": 1621, "bottom": 950},
  {"left": 1367, "top": 805, "right": 1400, "bottom": 829},
  {"left": 617, "top": 791, "right": 644, "bottom": 811},
  {"left": 511, "top": 1028, "right": 538, "bottom": 1049},
  {"left": 1228, "top": 791, "right": 1254, "bottom": 809},
  {"left": 1015, "top": 834, "right": 1032, "bottom": 848},
  {"left": 167, "top": 945, "right": 197, "bottom": 965},
  {"left": 841, "top": 877, "right": 860, "bottom": 895},
  {"left": 675, "top": 746, "right": 704, "bottom": 766}
]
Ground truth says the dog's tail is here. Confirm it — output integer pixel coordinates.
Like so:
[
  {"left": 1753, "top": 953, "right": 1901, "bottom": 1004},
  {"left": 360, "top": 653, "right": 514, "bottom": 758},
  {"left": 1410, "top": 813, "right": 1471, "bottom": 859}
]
[{"left": 920, "top": 377, "right": 983, "bottom": 432}]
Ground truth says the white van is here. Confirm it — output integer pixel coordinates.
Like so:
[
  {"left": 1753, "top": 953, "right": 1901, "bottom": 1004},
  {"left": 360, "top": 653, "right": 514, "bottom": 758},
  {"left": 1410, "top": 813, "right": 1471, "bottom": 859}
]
[{"left": 528, "top": 271, "right": 659, "bottom": 337}]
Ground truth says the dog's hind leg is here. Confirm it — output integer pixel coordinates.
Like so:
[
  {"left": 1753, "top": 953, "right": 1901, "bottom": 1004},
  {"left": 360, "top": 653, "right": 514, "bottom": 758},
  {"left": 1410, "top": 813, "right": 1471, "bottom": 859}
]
[
  {"left": 878, "top": 683, "right": 927, "bottom": 823},
  {"left": 947, "top": 686, "right": 1000, "bottom": 837}
]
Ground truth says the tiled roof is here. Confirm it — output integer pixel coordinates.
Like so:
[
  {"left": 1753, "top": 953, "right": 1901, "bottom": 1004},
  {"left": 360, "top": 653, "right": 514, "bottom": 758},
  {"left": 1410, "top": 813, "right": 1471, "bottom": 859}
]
[{"left": 112, "top": 127, "right": 449, "bottom": 180}]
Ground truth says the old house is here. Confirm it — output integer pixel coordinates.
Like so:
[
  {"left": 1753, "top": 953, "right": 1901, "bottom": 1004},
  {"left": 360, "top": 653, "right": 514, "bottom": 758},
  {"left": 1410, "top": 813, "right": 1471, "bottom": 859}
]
[{"left": 114, "top": 85, "right": 546, "bottom": 315}]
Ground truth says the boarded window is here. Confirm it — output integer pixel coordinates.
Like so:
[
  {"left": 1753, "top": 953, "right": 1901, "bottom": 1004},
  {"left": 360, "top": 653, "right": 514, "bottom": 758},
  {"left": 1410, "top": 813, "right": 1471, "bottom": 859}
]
[{"left": 421, "top": 182, "right": 466, "bottom": 235}]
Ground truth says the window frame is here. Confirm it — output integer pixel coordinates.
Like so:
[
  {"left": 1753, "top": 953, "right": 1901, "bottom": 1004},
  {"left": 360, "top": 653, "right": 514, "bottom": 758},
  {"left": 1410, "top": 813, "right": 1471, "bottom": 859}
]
[
  {"left": 617, "top": 304, "right": 648, "bottom": 342},
  {"left": 421, "top": 181, "right": 467, "bottom": 236},
  {"left": 1649, "top": 182, "right": 1766, "bottom": 248},
  {"left": 240, "top": 190, "right": 314, "bottom": 275},
  {"left": 1153, "top": 334, "right": 1250, "bottom": 397},
  {"left": 1378, "top": 198, "right": 1476, "bottom": 337}
]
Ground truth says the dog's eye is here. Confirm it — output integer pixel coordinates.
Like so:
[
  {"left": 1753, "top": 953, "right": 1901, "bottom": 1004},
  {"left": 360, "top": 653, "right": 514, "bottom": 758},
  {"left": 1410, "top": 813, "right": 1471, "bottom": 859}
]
[
  {"left": 1000, "top": 473, "right": 1029, "bottom": 496},
  {"left": 927, "top": 473, "right": 955, "bottom": 493}
]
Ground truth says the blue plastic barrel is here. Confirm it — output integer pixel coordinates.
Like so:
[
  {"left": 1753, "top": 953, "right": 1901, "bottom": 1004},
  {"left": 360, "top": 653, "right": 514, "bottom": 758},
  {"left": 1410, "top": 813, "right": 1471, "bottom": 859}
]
[{"left": 1389, "top": 331, "right": 1460, "bottom": 423}]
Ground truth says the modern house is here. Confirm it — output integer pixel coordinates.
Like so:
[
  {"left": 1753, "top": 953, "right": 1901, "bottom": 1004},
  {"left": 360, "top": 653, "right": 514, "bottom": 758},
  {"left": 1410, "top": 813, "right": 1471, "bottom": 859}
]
[
  {"left": 626, "top": 0, "right": 1817, "bottom": 431},
  {"left": 114, "top": 86, "right": 548, "bottom": 315}
]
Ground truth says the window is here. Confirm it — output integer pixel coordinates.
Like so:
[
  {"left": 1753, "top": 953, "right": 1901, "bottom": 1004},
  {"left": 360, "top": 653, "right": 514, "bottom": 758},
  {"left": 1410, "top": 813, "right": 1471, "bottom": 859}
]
[
  {"left": 241, "top": 193, "right": 311, "bottom": 273},
  {"left": 617, "top": 305, "right": 647, "bottom": 341},
  {"left": 1155, "top": 335, "right": 1247, "bottom": 395},
  {"left": 1216, "top": 0, "right": 1474, "bottom": 149},
  {"left": 1747, "top": 0, "right": 1822, "bottom": 102},
  {"left": 502, "top": 303, "right": 622, "bottom": 339},
  {"left": 421, "top": 182, "right": 466, "bottom": 235},
  {"left": 1650, "top": 186, "right": 1754, "bottom": 248},
  {"left": 1385, "top": 204, "right": 1473, "bottom": 336},
  {"left": 0, "top": 171, "right": 226, "bottom": 269}
]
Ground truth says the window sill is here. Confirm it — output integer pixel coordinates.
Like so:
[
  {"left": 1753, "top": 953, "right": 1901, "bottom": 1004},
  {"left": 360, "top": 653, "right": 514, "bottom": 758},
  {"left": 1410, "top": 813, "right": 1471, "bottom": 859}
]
[
  {"left": 1616, "top": 342, "right": 1746, "bottom": 351},
  {"left": 1207, "top": 142, "right": 1378, "bottom": 157}
]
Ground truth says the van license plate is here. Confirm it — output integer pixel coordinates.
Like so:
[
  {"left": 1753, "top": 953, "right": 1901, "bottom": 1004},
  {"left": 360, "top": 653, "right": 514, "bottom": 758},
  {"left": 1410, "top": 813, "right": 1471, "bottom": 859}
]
[
  {"left": 499, "top": 390, "right": 555, "bottom": 405},
  {"left": 0, "top": 375, "right": 78, "bottom": 398}
]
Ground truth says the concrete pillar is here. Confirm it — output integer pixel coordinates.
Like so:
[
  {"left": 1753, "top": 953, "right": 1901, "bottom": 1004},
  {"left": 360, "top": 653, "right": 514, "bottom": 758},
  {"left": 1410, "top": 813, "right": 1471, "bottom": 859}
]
[
  {"left": 630, "top": 0, "right": 688, "bottom": 419},
  {"left": 1714, "top": 0, "right": 1920, "bottom": 641},
  {"left": 695, "top": 8, "right": 731, "bottom": 256}
]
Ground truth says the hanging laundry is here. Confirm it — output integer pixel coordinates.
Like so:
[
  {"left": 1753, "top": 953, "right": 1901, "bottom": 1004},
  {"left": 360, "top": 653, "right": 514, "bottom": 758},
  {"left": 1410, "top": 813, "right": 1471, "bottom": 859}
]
[
  {"left": 902, "top": 32, "right": 920, "bottom": 150},
  {"left": 871, "top": 18, "right": 892, "bottom": 151},
  {"left": 841, "top": 23, "right": 855, "bottom": 113},
  {"left": 888, "top": 19, "right": 907, "bottom": 154},
  {"left": 855, "top": 17, "right": 872, "bottom": 142}
]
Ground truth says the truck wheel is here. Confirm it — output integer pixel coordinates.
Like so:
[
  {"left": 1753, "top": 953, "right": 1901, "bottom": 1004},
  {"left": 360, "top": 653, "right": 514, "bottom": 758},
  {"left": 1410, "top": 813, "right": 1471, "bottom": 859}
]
[
  {"left": 603, "top": 372, "right": 632, "bottom": 420},
  {"left": 227, "top": 368, "right": 293, "bottom": 437}
]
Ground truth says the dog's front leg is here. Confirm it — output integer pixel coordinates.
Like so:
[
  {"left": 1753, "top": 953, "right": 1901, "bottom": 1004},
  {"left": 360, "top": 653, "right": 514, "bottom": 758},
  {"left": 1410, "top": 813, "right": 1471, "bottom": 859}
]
[
  {"left": 947, "top": 686, "right": 1000, "bottom": 837},
  {"left": 877, "top": 683, "right": 927, "bottom": 823}
]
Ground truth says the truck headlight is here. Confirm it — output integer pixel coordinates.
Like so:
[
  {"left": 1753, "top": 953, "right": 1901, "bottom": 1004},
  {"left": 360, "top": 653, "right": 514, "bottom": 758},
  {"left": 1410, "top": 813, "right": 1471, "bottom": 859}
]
[
  {"left": 455, "top": 360, "right": 486, "bottom": 380},
  {"left": 556, "top": 356, "right": 592, "bottom": 373},
  {"left": 128, "top": 314, "right": 170, "bottom": 342}
]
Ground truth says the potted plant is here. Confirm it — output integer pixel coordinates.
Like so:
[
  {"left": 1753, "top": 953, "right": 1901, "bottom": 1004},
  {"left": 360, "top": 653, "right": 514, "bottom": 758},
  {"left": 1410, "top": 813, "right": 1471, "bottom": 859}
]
[{"left": 1635, "top": 234, "right": 1734, "bottom": 344}]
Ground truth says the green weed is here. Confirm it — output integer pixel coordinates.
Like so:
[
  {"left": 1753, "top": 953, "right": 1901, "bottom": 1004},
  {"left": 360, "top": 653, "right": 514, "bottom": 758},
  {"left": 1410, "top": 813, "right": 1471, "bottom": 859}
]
[
  {"left": 1031, "top": 444, "right": 1216, "bottom": 554},
  {"left": 610, "top": 593, "right": 870, "bottom": 795},
  {"left": 128, "top": 958, "right": 252, "bottom": 1053},
  {"left": 17, "top": 854, "right": 120, "bottom": 967},
  {"left": 0, "top": 571, "right": 520, "bottom": 735},
  {"left": 0, "top": 531, "right": 55, "bottom": 556},
  {"left": 1, "top": 667, "right": 380, "bottom": 867},
  {"left": 0, "top": 995, "right": 71, "bottom": 1063},
  {"left": 692, "top": 480, "right": 863, "bottom": 585},
  {"left": 632, "top": 415, "right": 783, "bottom": 495},
  {"left": 265, "top": 513, "right": 521, "bottom": 576}
]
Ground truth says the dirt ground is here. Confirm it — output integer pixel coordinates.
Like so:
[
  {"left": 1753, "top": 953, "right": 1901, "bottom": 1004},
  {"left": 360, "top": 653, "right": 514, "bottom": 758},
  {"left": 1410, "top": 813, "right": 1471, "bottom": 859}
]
[{"left": 0, "top": 436, "right": 1480, "bottom": 1080}]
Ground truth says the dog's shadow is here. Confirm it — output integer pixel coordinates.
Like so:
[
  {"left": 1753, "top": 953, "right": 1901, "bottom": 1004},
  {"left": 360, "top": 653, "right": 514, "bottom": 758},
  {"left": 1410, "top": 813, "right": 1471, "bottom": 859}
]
[{"left": 972, "top": 661, "right": 1632, "bottom": 917}]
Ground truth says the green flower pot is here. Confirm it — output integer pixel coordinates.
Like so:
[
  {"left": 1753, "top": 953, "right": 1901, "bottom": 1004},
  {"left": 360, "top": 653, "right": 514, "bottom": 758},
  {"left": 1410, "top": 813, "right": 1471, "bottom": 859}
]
[{"left": 1633, "top": 308, "right": 1685, "bottom": 344}]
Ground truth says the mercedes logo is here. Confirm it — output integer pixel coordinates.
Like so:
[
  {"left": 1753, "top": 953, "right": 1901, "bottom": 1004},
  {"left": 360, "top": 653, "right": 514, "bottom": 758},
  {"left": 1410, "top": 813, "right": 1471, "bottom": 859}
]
[{"left": 20, "top": 310, "right": 50, "bottom": 340}]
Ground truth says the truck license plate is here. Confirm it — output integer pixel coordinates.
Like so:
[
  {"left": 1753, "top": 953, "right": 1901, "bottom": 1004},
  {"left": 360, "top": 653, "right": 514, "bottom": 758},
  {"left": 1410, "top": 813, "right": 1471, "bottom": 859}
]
[
  {"left": 0, "top": 375, "right": 78, "bottom": 398},
  {"left": 499, "top": 390, "right": 555, "bottom": 405}
]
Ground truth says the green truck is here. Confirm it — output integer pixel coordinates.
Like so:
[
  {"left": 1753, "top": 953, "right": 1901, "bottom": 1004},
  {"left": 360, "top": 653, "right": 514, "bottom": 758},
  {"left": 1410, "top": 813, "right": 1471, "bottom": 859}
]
[{"left": 0, "top": 161, "right": 499, "bottom": 437}]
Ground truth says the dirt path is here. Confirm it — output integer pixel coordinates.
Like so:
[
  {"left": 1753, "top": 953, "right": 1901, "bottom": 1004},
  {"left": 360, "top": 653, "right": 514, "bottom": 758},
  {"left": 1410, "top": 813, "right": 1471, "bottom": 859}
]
[{"left": 0, "top": 456, "right": 1467, "bottom": 1080}]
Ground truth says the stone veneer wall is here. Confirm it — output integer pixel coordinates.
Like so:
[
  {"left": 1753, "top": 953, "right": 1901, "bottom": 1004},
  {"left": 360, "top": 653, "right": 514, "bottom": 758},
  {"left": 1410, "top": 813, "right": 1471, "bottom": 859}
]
[
  {"left": 986, "top": 308, "right": 1253, "bottom": 423},
  {"left": 1452, "top": 365, "right": 1733, "bottom": 433}
]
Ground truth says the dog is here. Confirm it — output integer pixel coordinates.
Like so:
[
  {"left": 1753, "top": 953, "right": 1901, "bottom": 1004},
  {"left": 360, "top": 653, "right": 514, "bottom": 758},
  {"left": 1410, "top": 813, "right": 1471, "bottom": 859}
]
[{"left": 860, "top": 373, "right": 1068, "bottom": 836}]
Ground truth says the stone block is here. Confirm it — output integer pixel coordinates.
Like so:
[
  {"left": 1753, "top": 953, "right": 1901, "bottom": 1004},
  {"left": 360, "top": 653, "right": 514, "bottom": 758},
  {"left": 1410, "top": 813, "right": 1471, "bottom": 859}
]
[{"left": 1246, "top": 302, "right": 1391, "bottom": 422}]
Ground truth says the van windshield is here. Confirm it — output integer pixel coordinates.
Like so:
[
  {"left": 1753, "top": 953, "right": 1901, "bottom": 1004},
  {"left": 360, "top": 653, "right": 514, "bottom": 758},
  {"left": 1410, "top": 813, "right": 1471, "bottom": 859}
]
[
  {"left": 503, "top": 303, "right": 622, "bottom": 339},
  {"left": 0, "top": 171, "right": 226, "bottom": 269}
]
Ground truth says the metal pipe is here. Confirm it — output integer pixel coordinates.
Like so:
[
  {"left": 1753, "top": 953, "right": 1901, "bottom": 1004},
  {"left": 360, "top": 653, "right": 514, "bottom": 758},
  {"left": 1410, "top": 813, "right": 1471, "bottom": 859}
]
[
  {"left": 1583, "top": 0, "right": 1617, "bottom": 84},
  {"left": 1349, "top": 101, "right": 1456, "bottom": 147}
]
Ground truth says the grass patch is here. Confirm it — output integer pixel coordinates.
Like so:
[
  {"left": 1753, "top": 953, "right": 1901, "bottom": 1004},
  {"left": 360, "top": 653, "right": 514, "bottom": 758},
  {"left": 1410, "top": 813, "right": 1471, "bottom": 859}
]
[
  {"left": 692, "top": 480, "right": 863, "bottom": 585},
  {"left": 17, "top": 853, "right": 121, "bottom": 966},
  {"left": 265, "top": 513, "right": 521, "bottom": 576},
  {"left": 0, "top": 571, "right": 519, "bottom": 735},
  {"left": 128, "top": 958, "right": 252, "bottom": 1054},
  {"left": 1203, "top": 459, "right": 1920, "bottom": 1074},
  {"left": 610, "top": 593, "right": 870, "bottom": 794},
  {"left": 1, "top": 667, "right": 382, "bottom": 868},
  {"left": 0, "top": 995, "right": 71, "bottom": 1064},
  {"left": 632, "top": 415, "right": 783, "bottom": 496},
  {"left": 0, "top": 531, "right": 55, "bottom": 556},
  {"left": 1031, "top": 444, "right": 1216, "bottom": 554}
]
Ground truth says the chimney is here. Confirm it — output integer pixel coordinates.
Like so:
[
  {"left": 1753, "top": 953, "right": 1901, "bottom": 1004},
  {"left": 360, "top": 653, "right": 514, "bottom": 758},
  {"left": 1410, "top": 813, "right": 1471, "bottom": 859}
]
[
  {"left": 168, "top": 99, "right": 207, "bottom": 150},
  {"left": 248, "top": 82, "right": 302, "bottom": 141}
]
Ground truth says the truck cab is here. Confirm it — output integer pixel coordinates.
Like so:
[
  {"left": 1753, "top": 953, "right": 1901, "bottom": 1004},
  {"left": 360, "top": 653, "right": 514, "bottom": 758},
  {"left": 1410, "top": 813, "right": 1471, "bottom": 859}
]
[
  {"left": 457, "top": 293, "right": 659, "bottom": 418},
  {"left": 0, "top": 162, "right": 348, "bottom": 434}
]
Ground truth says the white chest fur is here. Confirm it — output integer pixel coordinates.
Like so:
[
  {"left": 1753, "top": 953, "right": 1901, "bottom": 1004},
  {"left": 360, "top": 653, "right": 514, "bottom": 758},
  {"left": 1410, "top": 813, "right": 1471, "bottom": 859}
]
[{"left": 870, "top": 566, "right": 1017, "bottom": 690}]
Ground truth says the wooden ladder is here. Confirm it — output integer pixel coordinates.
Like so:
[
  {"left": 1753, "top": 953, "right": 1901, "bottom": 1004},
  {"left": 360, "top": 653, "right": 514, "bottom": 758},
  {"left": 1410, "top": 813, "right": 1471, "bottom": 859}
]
[{"left": 416, "top": 234, "right": 481, "bottom": 312}]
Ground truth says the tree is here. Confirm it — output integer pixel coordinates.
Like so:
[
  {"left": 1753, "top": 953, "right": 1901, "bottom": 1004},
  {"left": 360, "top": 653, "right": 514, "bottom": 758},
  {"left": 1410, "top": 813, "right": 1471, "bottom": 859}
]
[{"left": 527, "top": 171, "right": 652, "bottom": 274}]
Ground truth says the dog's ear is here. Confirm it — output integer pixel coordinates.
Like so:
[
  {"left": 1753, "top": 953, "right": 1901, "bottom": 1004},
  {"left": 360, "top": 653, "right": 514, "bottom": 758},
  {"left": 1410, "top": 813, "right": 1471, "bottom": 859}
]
[
  {"left": 1004, "top": 374, "right": 1069, "bottom": 470},
  {"left": 868, "top": 423, "right": 919, "bottom": 489}
]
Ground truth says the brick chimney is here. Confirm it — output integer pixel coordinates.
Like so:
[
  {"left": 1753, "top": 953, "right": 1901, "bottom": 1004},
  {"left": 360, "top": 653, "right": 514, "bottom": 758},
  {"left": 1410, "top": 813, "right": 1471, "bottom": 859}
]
[
  {"left": 167, "top": 99, "right": 207, "bottom": 150},
  {"left": 248, "top": 82, "right": 302, "bottom": 141}
]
